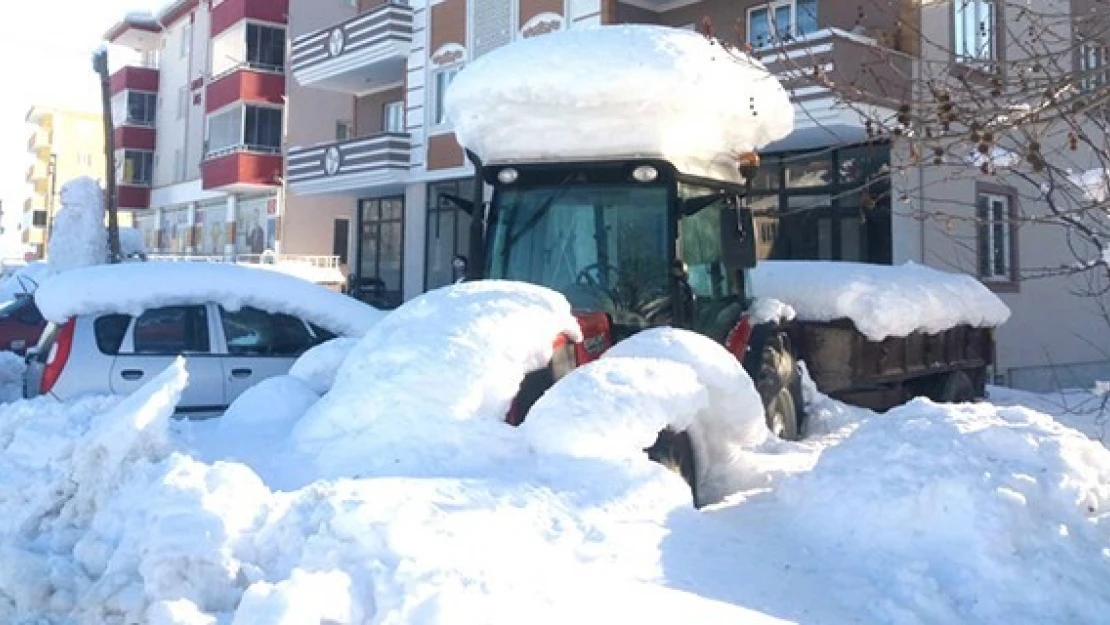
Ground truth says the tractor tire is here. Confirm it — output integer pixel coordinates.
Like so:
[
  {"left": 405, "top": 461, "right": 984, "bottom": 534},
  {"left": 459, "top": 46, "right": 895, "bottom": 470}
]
[
  {"left": 932, "top": 370, "right": 977, "bottom": 404},
  {"left": 645, "top": 429, "right": 700, "bottom": 507},
  {"left": 756, "top": 331, "right": 804, "bottom": 441}
]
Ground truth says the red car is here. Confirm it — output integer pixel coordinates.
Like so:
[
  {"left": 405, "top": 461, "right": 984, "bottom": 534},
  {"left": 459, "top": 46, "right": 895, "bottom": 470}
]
[{"left": 0, "top": 296, "right": 46, "bottom": 355}]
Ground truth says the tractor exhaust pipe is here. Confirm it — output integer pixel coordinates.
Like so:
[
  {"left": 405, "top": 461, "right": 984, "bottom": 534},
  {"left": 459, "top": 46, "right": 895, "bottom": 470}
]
[{"left": 465, "top": 149, "right": 486, "bottom": 281}]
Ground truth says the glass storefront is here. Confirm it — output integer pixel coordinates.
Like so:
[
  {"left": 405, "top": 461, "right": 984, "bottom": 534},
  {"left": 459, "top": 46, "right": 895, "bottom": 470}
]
[
  {"left": 425, "top": 178, "right": 475, "bottom": 290},
  {"left": 354, "top": 196, "right": 404, "bottom": 309},
  {"left": 161, "top": 208, "right": 190, "bottom": 253},
  {"left": 745, "top": 142, "right": 892, "bottom": 264},
  {"left": 235, "top": 196, "right": 275, "bottom": 255}
]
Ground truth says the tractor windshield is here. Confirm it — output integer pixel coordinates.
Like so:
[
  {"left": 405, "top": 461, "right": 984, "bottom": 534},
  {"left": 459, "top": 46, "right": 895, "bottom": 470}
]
[{"left": 488, "top": 183, "right": 672, "bottom": 330}]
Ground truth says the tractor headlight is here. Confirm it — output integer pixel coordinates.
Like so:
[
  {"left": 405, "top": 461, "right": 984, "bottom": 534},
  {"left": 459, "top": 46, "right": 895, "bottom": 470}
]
[
  {"left": 497, "top": 168, "right": 519, "bottom": 184},
  {"left": 632, "top": 165, "right": 658, "bottom": 183}
]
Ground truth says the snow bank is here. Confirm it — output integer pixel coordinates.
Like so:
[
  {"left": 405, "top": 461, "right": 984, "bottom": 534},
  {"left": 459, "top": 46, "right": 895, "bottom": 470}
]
[
  {"left": 119, "top": 227, "right": 147, "bottom": 258},
  {"left": 252, "top": 262, "right": 346, "bottom": 286},
  {"left": 34, "top": 262, "right": 382, "bottom": 337},
  {"left": 0, "top": 352, "right": 25, "bottom": 404},
  {"left": 750, "top": 260, "right": 1011, "bottom": 340},
  {"left": 291, "top": 280, "right": 582, "bottom": 477},
  {"left": 220, "top": 375, "right": 320, "bottom": 430},
  {"left": 774, "top": 398, "right": 1110, "bottom": 623},
  {"left": 287, "top": 337, "right": 358, "bottom": 395},
  {"left": 47, "top": 177, "right": 107, "bottom": 273},
  {"left": 445, "top": 25, "right": 793, "bottom": 184}
]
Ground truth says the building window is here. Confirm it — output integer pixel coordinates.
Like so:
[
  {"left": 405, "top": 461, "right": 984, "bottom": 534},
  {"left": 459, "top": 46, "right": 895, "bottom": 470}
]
[
  {"left": 976, "top": 190, "right": 1015, "bottom": 282},
  {"left": 954, "top": 0, "right": 996, "bottom": 63},
  {"left": 121, "top": 150, "right": 154, "bottom": 186},
  {"left": 356, "top": 197, "right": 405, "bottom": 308},
  {"left": 1081, "top": 43, "right": 1110, "bottom": 92},
  {"left": 246, "top": 23, "right": 286, "bottom": 72},
  {"left": 747, "top": 0, "right": 818, "bottom": 49},
  {"left": 31, "top": 210, "right": 47, "bottom": 228},
  {"left": 425, "top": 178, "right": 475, "bottom": 290},
  {"left": 127, "top": 91, "right": 157, "bottom": 126},
  {"left": 432, "top": 66, "right": 461, "bottom": 126},
  {"left": 181, "top": 22, "right": 192, "bottom": 59},
  {"left": 206, "top": 105, "right": 282, "bottom": 157},
  {"left": 384, "top": 101, "right": 405, "bottom": 133},
  {"left": 206, "top": 107, "right": 243, "bottom": 156},
  {"left": 336, "top": 120, "right": 353, "bottom": 141},
  {"left": 243, "top": 106, "right": 283, "bottom": 152}
]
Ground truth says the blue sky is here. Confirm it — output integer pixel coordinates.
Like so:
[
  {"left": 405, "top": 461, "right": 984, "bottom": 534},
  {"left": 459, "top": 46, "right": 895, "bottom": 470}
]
[{"left": 0, "top": 0, "right": 164, "bottom": 257}]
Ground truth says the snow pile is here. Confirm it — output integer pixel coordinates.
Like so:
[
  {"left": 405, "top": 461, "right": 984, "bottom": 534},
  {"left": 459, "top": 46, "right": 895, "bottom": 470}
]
[
  {"left": 291, "top": 280, "right": 582, "bottom": 477},
  {"left": 0, "top": 353, "right": 25, "bottom": 404},
  {"left": 47, "top": 177, "right": 108, "bottom": 273},
  {"left": 252, "top": 262, "right": 346, "bottom": 286},
  {"left": 525, "top": 328, "right": 770, "bottom": 505},
  {"left": 119, "top": 227, "right": 147, "bottom": 259},
  {"left": 750, "top": 260, "right": 1011, "bottom": 340},
  {"left": 774, "top": 398, "right": 1110, "bottom": 623},
  {"left": 445, "top": 25, "right": 794, "bottom": 184},
  {"left": 287, "top": 337, "right": 359, "bottom": 395},
  {"left": 33, "top": 262, "right": 383, "bottom": 337}
]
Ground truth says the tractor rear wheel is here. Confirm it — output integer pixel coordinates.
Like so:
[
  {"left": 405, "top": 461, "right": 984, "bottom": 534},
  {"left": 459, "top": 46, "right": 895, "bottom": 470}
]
[
  {"left": 645, "top": 429, "right": 700, "bottom": 506},
  {"left": 756, "top": 332, "right": 804, "bottom": 441}
]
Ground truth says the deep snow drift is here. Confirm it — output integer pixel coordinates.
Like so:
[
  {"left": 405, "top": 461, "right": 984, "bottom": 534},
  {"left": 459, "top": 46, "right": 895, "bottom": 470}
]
[
  {"left": 750, "top": 260, "right": 1011, "bottom": 340},
  {"left": 33, "top": 261, "right": 382, "bottom": 337},
  {"left": 445, "top": 24, "right": 794, "bottom": 184},
  {"left": 0, "top": 281, "right": 1105, "bottom": 624}
]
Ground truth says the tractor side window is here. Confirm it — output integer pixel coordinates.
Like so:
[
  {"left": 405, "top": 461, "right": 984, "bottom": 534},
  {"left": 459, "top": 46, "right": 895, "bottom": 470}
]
[{"left": 679, "top": 186, "right": 745, "bottom": 336}]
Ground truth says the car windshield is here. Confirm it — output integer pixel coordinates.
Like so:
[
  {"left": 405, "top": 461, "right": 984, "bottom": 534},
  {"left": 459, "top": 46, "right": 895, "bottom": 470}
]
[{"left": 488, "top": 183, "right": 671, "bottom": 328}]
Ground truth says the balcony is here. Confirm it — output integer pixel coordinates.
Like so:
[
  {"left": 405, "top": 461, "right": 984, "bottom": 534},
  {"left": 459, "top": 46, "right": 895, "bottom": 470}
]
[
  {"left": 290, "top": 3, "right": 412, "bottom": 94},
  {"left": 206, "top": 67, "right": 285, "bottom": 112},
  {"left": 109, "top": 65, "right": 160, "bottom": 97},
  {"left": 288, "top": 133, "right": 410, "bottom": 196},
  {"left": 201, "top": 146, "right": 283, "bottom": 192},
  {"left": 118, "top": 184, "right": 152, "bottom": 210},
  {"left": 211, "top": 0, "right": 288, "bottom": 36},
  {"left": 114, "top": 126, "right": 157, "bottom": 151},
  {"left": 25, "top": 161, "right": 48, "bottom": 184},
  {"left": 751, "top": 28, "right": 913, "bottom": 148}
]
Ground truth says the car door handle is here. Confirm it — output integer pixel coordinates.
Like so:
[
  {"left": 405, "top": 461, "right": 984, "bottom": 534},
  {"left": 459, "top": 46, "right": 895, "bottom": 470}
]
[
  {"left": 230, "top": 368, "right": 253, "bottom": 379},
  {"left": 120, "top": 369, "right": 144, "bottom": 381}
]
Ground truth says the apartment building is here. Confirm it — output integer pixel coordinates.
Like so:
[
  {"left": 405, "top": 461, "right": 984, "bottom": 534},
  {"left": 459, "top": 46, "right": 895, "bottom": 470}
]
[
  {"left": 22, "top": 106, "right": 108, "bottom": 258},
  {"left": 103, "top": 0, "right": 301, "bottom": 261}
]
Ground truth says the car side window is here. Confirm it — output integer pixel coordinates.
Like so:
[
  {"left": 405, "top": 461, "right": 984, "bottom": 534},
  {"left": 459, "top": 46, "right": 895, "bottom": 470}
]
[
  {"left": 132, "top": 306, "right": 211, "bottom": 354},
  {"left": 221, "top": 306, "right": 315, "bottom": 357},
  {"left": 94, "top": 314, "right": 132, "bottom": 355}
]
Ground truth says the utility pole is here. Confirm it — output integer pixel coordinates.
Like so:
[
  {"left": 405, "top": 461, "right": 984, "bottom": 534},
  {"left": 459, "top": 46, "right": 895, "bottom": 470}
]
[
  {"left": 45, "top": 153, "right": 57, "bottom": 244},
  {"left": 92, "top": 46, "right": 121, "bottom": 263}
]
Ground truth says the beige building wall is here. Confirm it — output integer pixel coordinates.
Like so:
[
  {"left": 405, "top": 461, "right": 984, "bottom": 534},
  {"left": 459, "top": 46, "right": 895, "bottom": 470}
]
[
  {"left": 891, "top": 0, "right": 1108, "bottom": 391},
  {"left": 282, "top": 0, "right": 360, "bottom": 269},
  {"left": 23, "top": 106, "right": 108, "bottom": 257}
]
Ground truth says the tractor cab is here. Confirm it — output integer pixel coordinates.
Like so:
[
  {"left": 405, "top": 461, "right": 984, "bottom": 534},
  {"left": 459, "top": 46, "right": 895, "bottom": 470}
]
[{"left": 458, "top": 157, "right": 760, "bottom": 343}]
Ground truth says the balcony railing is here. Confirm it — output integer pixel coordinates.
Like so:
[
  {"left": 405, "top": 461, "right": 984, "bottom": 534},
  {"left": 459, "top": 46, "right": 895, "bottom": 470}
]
[
  {"left": 287, "top": 132, "right": 410, "bottom": 196},
  {"left": 290, "top": 2, "right": 412, "bottom": 93},
  {"left": 754, "top": 28, "right": 912, "bottom": 106}
]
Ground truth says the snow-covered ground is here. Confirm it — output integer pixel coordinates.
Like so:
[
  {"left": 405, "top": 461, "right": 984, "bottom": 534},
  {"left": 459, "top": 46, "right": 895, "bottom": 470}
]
[{"left": 0, "top": 280, "right": 1104, "bottom": 624}]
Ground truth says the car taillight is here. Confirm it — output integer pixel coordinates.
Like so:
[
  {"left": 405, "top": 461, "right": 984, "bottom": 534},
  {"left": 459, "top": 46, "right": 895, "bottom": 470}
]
[{"left": 41, "top": 319, "right": 75, "bottom": 395}]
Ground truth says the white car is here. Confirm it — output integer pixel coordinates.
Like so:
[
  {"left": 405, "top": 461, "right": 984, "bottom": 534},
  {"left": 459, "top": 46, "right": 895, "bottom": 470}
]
[{"left": 24, "top": 262, "right": 382, "bottom": 417}]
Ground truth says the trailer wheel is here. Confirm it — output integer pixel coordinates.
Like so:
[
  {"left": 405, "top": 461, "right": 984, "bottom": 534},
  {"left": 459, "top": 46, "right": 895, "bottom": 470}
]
[
  {"left": 757, "top": 332, "right": 803, "bottom": 441},
  {"left": 645, "top": 429, "right": 700, "bottom": 506}
]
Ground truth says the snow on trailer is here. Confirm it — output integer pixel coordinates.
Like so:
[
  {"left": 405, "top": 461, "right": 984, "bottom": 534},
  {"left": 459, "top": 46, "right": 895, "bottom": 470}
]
[
  {"left": 33, "top": 262, "right": 383, "bottom": 338},
  {"left": 750, "top": 261, "right": 1010, "bottom": 341}
]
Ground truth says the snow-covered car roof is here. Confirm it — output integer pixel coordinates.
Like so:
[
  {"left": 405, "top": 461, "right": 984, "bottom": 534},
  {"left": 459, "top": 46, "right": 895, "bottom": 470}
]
[{"left": 34, "top": 262, "right": 383, "bottom": 337}]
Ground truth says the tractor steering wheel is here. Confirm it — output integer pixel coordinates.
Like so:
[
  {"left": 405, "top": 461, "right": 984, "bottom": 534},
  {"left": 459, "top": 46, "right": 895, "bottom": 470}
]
[{"left": 576, "top": 262, "right": 623, "bottom": 289}]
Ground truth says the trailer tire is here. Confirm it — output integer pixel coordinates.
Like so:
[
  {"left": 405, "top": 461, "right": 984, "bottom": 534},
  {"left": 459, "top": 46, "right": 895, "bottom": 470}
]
[
  {"left": 933, "top": 370, "right": 977, "bottom": 404},
  {"left": 645, "top": 429, "right": 700, "bottom": 506},
  {"left": 757, "top": 332, "right": 803, "bottom": 441}
]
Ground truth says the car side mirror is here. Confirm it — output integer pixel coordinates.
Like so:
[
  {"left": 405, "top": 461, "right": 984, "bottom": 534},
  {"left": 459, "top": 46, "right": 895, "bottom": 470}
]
[{"left": 720, "top": 205, "right": 757, "bottom": 270}]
